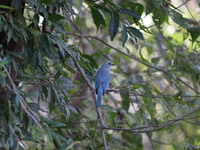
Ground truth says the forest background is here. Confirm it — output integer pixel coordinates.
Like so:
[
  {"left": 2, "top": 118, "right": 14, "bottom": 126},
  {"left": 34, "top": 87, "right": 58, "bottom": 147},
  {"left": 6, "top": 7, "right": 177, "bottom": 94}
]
[{"left": 0, "top": 0, "right": 200, "bottom": 149}]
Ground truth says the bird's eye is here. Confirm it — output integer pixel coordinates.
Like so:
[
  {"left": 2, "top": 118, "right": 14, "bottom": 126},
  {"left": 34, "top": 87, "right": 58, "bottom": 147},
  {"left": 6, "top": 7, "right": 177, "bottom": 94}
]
[{"left": 108, "top": 62, "right": 111, "bottom": 65}]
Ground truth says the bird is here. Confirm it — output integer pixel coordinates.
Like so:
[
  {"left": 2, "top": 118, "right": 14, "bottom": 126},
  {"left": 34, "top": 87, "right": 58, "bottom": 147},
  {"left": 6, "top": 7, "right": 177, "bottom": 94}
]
[{"left": 95, "top": 62, "right": 114, "bottom": 107}]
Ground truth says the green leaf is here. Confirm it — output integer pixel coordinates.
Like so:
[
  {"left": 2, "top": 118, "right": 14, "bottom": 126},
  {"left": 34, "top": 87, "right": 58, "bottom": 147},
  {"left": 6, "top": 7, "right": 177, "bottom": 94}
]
[
  {"left": 68, "top": 0, "right": 82, "bottom": 10},
  {"left": 42, "top": 0, "right": 56, "bottom": 4},
  {"left": 127, "top": 27, "right": 144, "bottom": 40},
  {"left": 7, "top": 26, "right": 13, "bottom": 44},
  {"left": 32, "top": 51, "right": 39, "bottom": 70},
  {"left": 167, "top": 8, "right": 188, "bottom": 27},
  {"left": 8, "top": 125, "right": 14, "bottom": 147},
  {"left": 48, "top": 87, "right": 56, "bottom": 112},
  {"left": 92, "top": 4, "right": 111, "bottom": 14},
  {"left": 0, "top": 5, "right": 14, "bottom": 10},
  {"left": 8, "top": 51, "right": 24, "bottom": 59},
  {"left": 131, "top": 74, "right": 143, "bottom": 84},
  {"left": 121, "top": 94, "right": 130, "bottom": 111},
  {"left": 28, "top": 28, "right": 42, "bottom": 37},
  {"left": 81, "top": 54, "right": 98, "bottom": 68},
  {"left": 49, "top": 13, "right": 65, "bottom": 22},
  {"left": 54, "top": 71, "right": 62, "bottom": 80},
  {"left": 130, "top": 3, "right": 144, "bottom": 16},
  {"left": 5, "top": 100, "right": 11, "bottom": 123},
  {"left": 0, "top": 72, "right": 6, "bottom": 77},
  {"left": 186, "top": 26, "right": 200, "bottom": 43},
  {"left": 151, "top": 57, "right": 161, "bottom": 64},
  {"left": 13, "top": 126, "right": 23, "bottom": 139},
  {"left": 43, "top": 117, "right": 66, "bottom": 128},
  {"left": 91, "top": 7, "right": 105, "bottom": 30},
  {"left": 109, "top": 12, "right": 119, "bottom": 41},
  {"left": 121, "top": 24, "right": 128, "bottom": 47},
  {"left": 0, "top": 60, "right": 9, "bottom": 67},
  {"left": 52, "top": 134, "right": 62, "bottom": 150},
  {"left": 118, "top": 8, "right": 141, "bottom": 19},
  {"left": 152, "top": 9, "right": 167, "bottom": 29},
  {"left": 33, "top": 14, "right": 39, "bottom": 27}
]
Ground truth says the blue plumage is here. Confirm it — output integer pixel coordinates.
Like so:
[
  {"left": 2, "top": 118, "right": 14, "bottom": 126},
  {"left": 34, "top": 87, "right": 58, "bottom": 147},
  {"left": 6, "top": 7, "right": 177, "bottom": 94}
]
[{"left": 95, "top": 62, "right": 114, "bottom": 107}]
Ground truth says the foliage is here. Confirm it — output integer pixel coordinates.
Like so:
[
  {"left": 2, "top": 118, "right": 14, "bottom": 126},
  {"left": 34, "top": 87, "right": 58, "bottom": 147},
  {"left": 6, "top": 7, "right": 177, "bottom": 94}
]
[{"left": 0, "top": 0, "right": 200, "bottom": 149}]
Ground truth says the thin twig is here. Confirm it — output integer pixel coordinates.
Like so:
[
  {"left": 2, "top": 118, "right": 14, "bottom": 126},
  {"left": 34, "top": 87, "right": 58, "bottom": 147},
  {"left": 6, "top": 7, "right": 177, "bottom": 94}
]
[
  {"left": 108, "top": 89, "right": 200, "bottom": 98},
  {"left": 177, "top": 0, "right": 191, "bottom": 8},
  {"left": 93, "top": 117, "right": 99, "bottom": 149},
  {"left": 160, "top": 97, "right": 200, "bottom": 125},
  {"left": 181, "top": 0, "right": 199, "bottom": 26},
  {"left": 104, "top": 108, "right": 200, "bottom": 133}
]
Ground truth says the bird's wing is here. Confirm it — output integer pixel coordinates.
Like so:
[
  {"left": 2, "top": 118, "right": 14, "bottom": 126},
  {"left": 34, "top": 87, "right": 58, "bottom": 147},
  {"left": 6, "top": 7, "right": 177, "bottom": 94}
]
[
  {"left": 95, "top": 68, "right": 110, "bottom": 94},
  {"left": 95, "top": 70, "right": 101, "bottom": 94},
  {"left": 101, "top": 70, "right": 110, "bottom": 93},
  {"left": 102, "top": 81, "right": 109, "bottom": 95}
]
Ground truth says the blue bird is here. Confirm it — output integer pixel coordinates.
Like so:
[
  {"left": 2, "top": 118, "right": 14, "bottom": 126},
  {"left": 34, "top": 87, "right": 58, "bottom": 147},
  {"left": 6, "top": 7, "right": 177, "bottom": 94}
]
[{"left": 95, "top": 62, "right": 114, "bottom": 107}]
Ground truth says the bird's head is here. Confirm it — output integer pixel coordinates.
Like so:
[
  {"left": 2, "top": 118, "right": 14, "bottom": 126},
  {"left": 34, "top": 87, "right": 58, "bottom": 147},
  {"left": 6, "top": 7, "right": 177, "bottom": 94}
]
[{"left": 102, "top": 62, "right": 115, "bottom": 69}]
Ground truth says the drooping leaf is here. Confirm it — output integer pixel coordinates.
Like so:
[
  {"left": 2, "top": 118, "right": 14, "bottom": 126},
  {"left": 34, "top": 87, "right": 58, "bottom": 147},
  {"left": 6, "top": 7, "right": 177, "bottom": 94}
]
[
  {"left": 130, "top": 3, "right": 144, "bottom": 16},
  {"left": 28, "top": 28, "right": 42, "bottom": 37},
  {"left": 91, "top": 7, "right": 105, "bottom": 30},
  {"left": 127, "top": 26, "right": 144, "bottom": 40},
  {"left": 109, "top": 12, "right": 119, "bottom": 41},
  {"left": 32, "top": 50, "right": 39, "bottom": 70},
  {"left": 167, "top": 8, "right": 188, "bottom": 27},
  {"left": 186, "top": 26, "right": 200, "bottom": 43},
  {"left": 7, "top": 26, "right": 13, "bottom": 44},
  {"left": 121, "top": 24, "right": 128, "bottom": 47},
  {"left": 5, "top": 100, "right": 11, "bottom": 123},
  {"left": 49, "top": 13, "right": 65, "bottom": 22},
  {"left": 43, "top": 117, "right": 66, "bottom": 128},
  {"left": 151, "top": 57, "right": 161, "bottom": 64},
  {"left": 81, "top": 53, "right": 98, "bottom": 68},
  {"left": 121, "top": 93, "right": 130, "bottom": 111},
  {"left": 8, "top": 125, "right": 14, "bottom": 147},
  {"left": 152, "top": 9, "right": 167, "bottom": 29},
  {"left": 118, "top": 8, "right": 141, "bottom": 19},
  {"left": 52, "top": 134, "right": 62, "bottom": 150}
]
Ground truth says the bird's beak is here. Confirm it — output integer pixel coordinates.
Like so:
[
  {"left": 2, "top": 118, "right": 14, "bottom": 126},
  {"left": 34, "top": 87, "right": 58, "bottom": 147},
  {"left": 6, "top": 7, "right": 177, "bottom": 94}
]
[{"left": 110, "top": 63, "right": 115, "bottom": 66}]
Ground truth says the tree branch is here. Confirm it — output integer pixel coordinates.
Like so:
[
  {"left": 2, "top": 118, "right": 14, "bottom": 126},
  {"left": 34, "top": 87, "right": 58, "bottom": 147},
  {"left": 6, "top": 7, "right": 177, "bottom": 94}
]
[
  {"left": 104, "top": 107, "right": 200, "bottom": 133},
  {"left": 70, "top": 54, "right": 200, "bottom": 149},
  {"left": 71, "top": 55, "right": 108, "bottom": 150},
  {"left": 0, "top": 57, "right": 42, "bottom": 129},
  {"left": 65, "top": 32, "right": 200, "bottom": 94}
]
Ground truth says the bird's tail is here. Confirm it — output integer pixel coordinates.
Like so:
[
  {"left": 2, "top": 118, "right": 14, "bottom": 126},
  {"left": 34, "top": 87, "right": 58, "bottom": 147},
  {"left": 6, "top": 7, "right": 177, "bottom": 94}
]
[{"left": 97, "top": 87, "right": 103, "bottom": 107}]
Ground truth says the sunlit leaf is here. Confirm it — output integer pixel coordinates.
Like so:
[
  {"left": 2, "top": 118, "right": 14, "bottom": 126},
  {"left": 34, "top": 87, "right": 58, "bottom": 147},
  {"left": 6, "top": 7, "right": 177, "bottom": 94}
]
[{"left": 0, "top": 5, "right": 14, "bottom": 10}]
